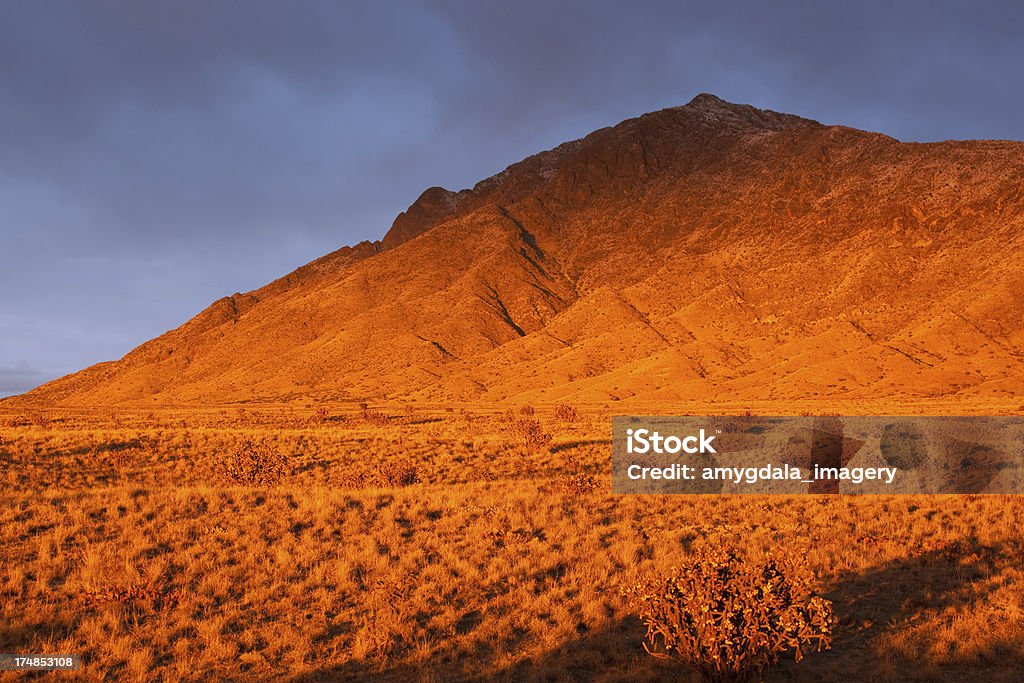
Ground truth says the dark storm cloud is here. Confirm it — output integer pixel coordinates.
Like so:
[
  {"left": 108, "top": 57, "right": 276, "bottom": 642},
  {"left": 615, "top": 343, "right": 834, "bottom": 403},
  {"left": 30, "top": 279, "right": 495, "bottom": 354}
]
[
  {"left": 2, "top": 1, "right": 1023, "bottom": 395},
  {"left": 426, "top": 1, "right": 1024, "bottom": 143},
  {"left": 1, "top": 1, "right": 471, "bottom": 249}
]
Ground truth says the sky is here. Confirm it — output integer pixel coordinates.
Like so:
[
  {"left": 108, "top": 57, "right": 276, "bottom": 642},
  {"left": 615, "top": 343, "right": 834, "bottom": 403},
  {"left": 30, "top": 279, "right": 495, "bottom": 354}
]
[{"left": 2, "top": 1, "right": 1023, "bottom": 397}]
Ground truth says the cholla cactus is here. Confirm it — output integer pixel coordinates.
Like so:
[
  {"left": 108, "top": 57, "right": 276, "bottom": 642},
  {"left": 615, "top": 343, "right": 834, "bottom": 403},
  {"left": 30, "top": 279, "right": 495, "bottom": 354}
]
[{"left": 624, "top": 545, "right": 832, "bottom": 682}]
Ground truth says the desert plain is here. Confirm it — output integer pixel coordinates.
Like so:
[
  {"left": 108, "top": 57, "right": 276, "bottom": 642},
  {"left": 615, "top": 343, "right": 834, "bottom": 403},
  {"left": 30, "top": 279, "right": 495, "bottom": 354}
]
[{"left": 2, "top": 398, "right": 1023, "bottom": 681}]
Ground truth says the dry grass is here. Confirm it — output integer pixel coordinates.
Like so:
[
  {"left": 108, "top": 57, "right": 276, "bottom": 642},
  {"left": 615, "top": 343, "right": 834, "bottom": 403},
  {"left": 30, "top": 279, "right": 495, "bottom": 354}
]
[{"left": 1, "top": 405, "right": 1023, "bottom": 681}]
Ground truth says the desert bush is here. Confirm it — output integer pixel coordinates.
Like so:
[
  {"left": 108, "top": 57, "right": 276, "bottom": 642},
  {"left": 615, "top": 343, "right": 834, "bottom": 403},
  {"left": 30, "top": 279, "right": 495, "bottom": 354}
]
[
  {"left": 361, "top": 406, "right": 390, "bottom": 426},
  {"left": 553, "top": 402, "right": 580, "bottom": 423},
  {"left": 311, "top": 406, "right": 330, "bottom": 424},
  {"left": 508, "top": 418, "right": 552, "bottom": 451},
  {"left": 519, "top": 405, "right": 536, "bottom": 416},
  {"left": 106, "top": 447, "right": 136, "bottom": 478},
  {"left": 215, "top": 440, "right": 288, "bottom": 486},
  {"left": 561, "top": 472, "right": 598, "bottom": 495},
  {"left": 378, "top": 460, "right": 420, "bottom": 487},
  {"left": 624, "top": 545, "right": 832, "bottom": 682}
]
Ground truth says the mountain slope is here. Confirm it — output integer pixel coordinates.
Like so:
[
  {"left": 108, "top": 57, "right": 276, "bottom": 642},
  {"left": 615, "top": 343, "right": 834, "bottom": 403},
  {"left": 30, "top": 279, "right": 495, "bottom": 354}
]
[{"left": 16, "top": 94, "right": 1024, "bottom": 406}]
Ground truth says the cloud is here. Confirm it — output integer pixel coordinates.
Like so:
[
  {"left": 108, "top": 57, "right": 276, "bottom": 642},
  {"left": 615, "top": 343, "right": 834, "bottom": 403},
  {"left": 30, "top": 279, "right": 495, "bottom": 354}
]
[{"left": 0, "top": 362, "right": 44, "bottom": 395}]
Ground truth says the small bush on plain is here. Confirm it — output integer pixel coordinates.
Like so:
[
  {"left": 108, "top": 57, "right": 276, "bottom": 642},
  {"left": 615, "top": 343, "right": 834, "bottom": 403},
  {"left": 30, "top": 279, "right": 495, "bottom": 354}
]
[
  {"left": 216, "top": 440, "right": 288, "bottom": 486},
  {"left": 379, "top": 460, "right": 420, "bottom": 487},
  {"left": 561, "top": 472, "right": 598, "bottom": 495},
  {"left": 361, "top": 407, "right": 390, "bottom": 426},
  {"left": 553, "top": 403, "right": 580, "bottom": 423},
  {"left": 624, "top": 545, "right": 832, "bottom": 682},
  {"left": 509, "top": 418, "right": 552, "bottom": 451}
]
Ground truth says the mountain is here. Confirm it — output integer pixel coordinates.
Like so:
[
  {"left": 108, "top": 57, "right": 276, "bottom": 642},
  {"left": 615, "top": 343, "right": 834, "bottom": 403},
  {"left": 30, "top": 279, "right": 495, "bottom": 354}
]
[{"left": 15, "top": 94, "right": 1024, "bottom": 407}]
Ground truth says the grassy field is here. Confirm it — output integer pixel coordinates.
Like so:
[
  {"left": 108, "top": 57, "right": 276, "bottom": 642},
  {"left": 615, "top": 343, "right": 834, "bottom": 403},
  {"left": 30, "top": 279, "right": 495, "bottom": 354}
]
[{"left": 1, "top": 404, "right": 1023, "bottom": 681}]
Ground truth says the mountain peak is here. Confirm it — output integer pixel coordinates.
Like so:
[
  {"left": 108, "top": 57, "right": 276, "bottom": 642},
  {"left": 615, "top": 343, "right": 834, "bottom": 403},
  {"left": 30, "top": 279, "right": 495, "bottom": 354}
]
[
  {"left": 680, "top": 92, "right": 820, "bottom": 132},
  {"left": 685, "top": 92, "right": 732, "bottom": 108}
]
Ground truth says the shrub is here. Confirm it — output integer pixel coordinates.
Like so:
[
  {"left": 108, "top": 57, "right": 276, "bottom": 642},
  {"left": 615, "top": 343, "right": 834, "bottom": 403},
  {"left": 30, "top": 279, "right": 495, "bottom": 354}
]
[
  {"left": 624, "top": 545, "right": 832, "bottom": 682},
  {"left": 106, "top": 446, "right": 137, "bottom": 478},
  {"left": 378, "top": 460, "right": 420, "bottom": 487},
  {"left": 311, "top": 406, "right": 330, "bottom": 424},
  {"left": 553, "top": 402, "right": 580, "bottom": 423},
  {"left": 509, "top": 418, "right": 552, "bottom": 451},
  {"left": 361, "top": 406, "right": 390, "bottom": 426},
  {"left": 519, "top": 405, "right": 536, "bottom": 416},
  {"left": 215, "top": 440, "right": 288, "bottom": 486},
  {"left": 561, "top": 472, "right": 598, "bottom": 495}
]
